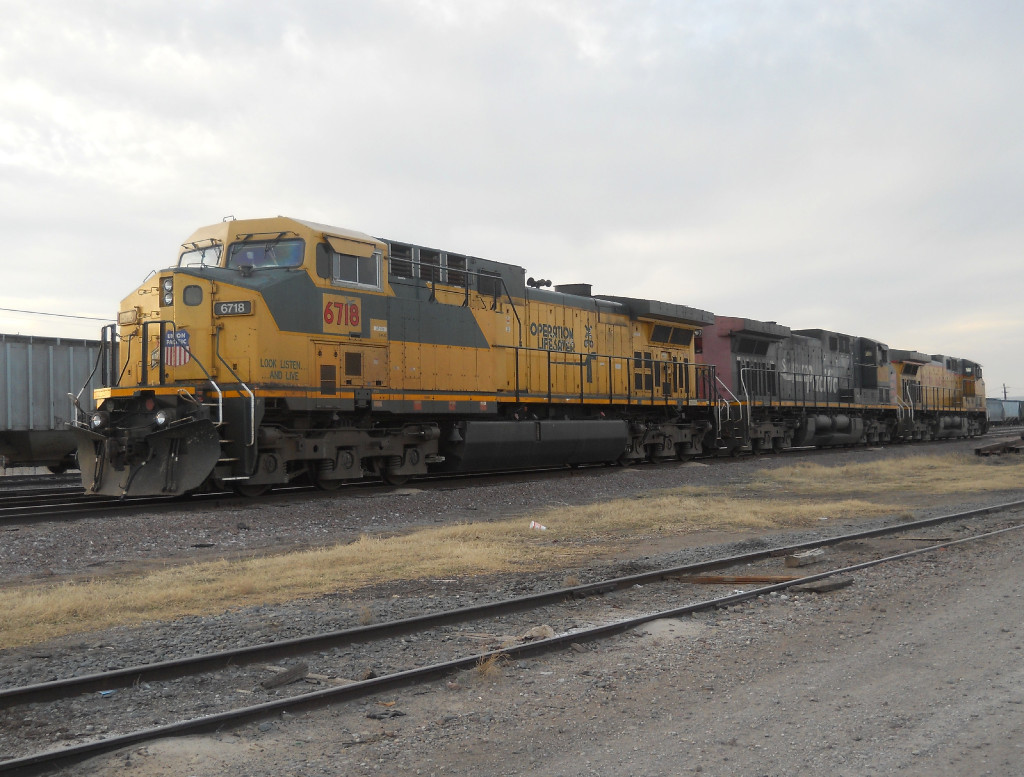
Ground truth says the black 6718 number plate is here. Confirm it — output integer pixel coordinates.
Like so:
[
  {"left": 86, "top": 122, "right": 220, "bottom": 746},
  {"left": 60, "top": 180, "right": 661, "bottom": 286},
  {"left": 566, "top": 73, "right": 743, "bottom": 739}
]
[{"left": 214, "top": 301, "right": 252, "bottom": 316}]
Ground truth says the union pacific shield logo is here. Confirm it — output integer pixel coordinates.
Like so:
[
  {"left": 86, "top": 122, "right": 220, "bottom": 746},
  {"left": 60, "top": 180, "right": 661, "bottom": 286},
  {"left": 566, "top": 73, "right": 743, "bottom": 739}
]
[{"left": 164, "top": 330, "right": 191, "bottom": 367}]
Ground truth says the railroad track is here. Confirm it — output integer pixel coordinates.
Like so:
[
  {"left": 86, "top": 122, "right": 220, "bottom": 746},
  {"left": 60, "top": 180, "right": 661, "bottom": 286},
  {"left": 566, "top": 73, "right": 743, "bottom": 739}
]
[
  {"left": 0, "top": 490, "right": 171, "bottom": 523},
  {"left": 0, "top": 431, "right": 1004, "bottom": 525},
  {"left": 0, "top": 486, "right": 85, "bottom": 506},
  {"left": 0, "top": 474, "right": 80, "bottom": 491},
  {"left": 2, "top": 497, "right": 1022, "bottom": 775},
  {"left": 974, "top": 427, "right": 1024, "bottom": 456}
]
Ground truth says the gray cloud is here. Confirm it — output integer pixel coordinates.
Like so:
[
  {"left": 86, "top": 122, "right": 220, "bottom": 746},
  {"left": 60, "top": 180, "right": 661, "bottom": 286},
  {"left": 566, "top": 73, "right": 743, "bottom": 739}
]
[{"left": 1, "top": 0, "right": 1021, "bottom": 393}]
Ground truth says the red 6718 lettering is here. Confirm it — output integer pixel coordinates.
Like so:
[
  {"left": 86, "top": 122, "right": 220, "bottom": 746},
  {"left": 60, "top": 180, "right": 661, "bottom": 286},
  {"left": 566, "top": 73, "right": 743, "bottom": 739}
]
[{"left": 323, "top": 296, "right": 361, "bottom": 330}]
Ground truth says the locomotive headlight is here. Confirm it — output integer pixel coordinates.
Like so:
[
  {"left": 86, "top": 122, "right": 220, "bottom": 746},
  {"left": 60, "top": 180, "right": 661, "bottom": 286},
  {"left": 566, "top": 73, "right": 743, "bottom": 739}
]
[
  {"left": 89, "top": 411, "right": 110, "bottom": 430},
  {"left": 154, "top": 409, "right": 176, "bottom": 426},
  {"left": 160, "top": 277, "right": 174, "bottom": 306}
]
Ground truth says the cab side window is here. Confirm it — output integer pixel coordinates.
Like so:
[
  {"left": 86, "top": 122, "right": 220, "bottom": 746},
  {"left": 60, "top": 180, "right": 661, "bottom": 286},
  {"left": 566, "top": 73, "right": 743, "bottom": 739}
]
[{"left": 330, "top": 249, "right": 381, "bottom": 290}]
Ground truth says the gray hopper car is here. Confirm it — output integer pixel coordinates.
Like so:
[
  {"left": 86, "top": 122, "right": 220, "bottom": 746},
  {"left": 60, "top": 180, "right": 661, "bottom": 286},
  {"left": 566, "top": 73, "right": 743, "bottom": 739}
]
[
  {"left": 0, "top": 333, "right": 102, "bottom": 471},
  {"left": 987, "top": 398, "right": 1023, "bottom": 426}
]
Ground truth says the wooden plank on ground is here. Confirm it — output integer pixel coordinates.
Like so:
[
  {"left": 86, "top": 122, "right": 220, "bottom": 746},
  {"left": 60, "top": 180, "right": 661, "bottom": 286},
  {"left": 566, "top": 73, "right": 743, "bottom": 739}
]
[
  {"left": 898, "top": 536, "right": 952, "bottom": 542},
  {"left": 785, "top": 548, "right": 827, "bottom": 568},
  {"left": 261, "top": 662, "right": 310, "bottom": 689},
  {"left": 792, "top": 578, "right": 854, "bottom": 593},
  {"left": 975, "top": 438, "right": 1024, "bottom": 456}
]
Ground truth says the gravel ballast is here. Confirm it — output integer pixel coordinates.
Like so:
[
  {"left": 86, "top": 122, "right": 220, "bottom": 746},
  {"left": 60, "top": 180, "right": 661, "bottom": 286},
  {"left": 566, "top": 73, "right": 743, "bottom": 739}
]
[{"left": 1, "top": 439, "right": 1022, "bottom": 775}]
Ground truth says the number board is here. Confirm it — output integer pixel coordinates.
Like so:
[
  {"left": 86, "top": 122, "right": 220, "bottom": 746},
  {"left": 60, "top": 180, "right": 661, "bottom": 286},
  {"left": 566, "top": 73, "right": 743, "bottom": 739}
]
[
  {"left": 322, "top": 294, "right": 362, "bottom": 334},
  {"left": 214, "top": 301, "right": 252, "bottom": 316}
]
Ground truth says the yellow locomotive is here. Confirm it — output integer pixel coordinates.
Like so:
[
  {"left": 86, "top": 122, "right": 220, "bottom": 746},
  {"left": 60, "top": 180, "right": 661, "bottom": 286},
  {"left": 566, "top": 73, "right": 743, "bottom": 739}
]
[
  {"left": 73, "top": 216, "right": 718, "bottom": 496},
  {"left": 889, "top": 350, "right": 986, "bottom": 439}
]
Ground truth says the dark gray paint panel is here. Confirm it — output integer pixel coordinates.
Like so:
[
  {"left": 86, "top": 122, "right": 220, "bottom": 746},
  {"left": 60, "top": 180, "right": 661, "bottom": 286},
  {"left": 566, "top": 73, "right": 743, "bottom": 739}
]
[
  {"left": 260, "top": 272, "right": 334, "bottom": 333},
  {"left": 386, "top": 294, "right": 490, "bottom": 348}
]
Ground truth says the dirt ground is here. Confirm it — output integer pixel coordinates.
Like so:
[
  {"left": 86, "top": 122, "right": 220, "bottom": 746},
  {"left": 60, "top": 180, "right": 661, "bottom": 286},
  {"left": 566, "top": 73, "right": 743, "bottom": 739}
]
[{"left": 69, "top": 509, "right": 1024, "bottom": 777}]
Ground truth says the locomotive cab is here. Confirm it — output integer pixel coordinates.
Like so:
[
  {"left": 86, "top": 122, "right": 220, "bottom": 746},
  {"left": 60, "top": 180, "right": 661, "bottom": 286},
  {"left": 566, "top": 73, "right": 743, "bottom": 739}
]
[{"left": 72, "top": 218, "right": 401, "bottom": 496}]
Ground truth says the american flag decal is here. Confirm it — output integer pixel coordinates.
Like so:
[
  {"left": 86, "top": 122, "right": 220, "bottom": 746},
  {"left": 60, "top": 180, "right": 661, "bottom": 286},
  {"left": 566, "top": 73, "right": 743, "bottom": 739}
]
[{"left": 164, "top": 330, "right": 191, "bottom": 367}]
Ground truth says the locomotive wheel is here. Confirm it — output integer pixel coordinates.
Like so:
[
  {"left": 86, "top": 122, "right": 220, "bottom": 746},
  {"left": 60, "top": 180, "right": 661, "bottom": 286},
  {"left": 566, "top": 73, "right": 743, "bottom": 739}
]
[
  {"left": 308, "top": 464, "right": 344, "bottom": 491},
  {"left": 312, "top": 476, "right": 344, "bottom": 491},
  {"left": 233, "top": 483, "right": 268, "bottom": 498},
  {"left": 382, "top": 471, "right": 410, "bottom": 486},
  {"left": 674, "top": 441, "right": 697, "bottom": 462}
]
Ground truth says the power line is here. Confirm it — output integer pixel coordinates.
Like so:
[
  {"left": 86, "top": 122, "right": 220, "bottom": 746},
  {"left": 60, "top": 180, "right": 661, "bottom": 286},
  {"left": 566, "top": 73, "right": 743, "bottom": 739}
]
[{"left": 0, "top": 307, "right": 113, "bottom": 322}]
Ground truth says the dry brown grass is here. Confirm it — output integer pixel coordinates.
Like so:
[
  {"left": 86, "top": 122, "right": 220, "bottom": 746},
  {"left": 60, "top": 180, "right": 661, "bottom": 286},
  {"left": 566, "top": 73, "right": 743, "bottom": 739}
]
[
  {"left": 473, "top": 651, "right": 509, "bottom": 683},
  {"left": 758, "top": 453, "right": 1024, "bottom": 496},
  {"left": 357, "top": 606, "right": 375, "bottom": 626},
  {"left": 2, "top": 452, "right": 1019, "bottom": 649},
  {"left": 0, "top": 496, "right": 890, "bottom": 649}
]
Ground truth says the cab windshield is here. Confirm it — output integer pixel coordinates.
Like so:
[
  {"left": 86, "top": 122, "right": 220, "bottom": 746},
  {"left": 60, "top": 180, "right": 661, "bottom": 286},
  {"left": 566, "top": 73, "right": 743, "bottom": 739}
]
[
  {"left": 178, "top": 240, "right": 223, "bottom": 267},
  {"left": 225, "top": 238, "right": 305, "bottom": 269}
]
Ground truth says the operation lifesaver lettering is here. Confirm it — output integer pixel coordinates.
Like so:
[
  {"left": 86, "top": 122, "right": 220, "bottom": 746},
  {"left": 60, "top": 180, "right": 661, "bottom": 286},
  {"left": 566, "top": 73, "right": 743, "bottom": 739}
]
[{"left": 530, "top": 322, "right": 575, "bottom": 352}]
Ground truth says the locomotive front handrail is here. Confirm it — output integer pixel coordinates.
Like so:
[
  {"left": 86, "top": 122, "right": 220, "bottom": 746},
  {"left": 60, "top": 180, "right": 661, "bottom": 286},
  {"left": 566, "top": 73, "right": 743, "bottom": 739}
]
[
  {"left": 72, "top": 340, "right": 107, "bottom": 411},
  {"left": 215, "top": 328, "right": 256, "bottom": 446},
  {"left": 715, "top": 375, "right": 743, "bottom": 426},
  {"left": 178, "top": 385, "right": 223, "bottom": 427},
  {"left": 140, "top": 320, "right": 168, "bottom": 386},
  {"left": 738, "top": 367, "right": 752, "bottom": 424},
  {"left": 171, "top": 333, "right": 223, "bottom": 432},
  {"left": 895, "top": 393, "right": 912, "bottom": 422},
  {"left": 136, "top": 319, "right": 226, "bottom": 427},
  {"left": 100, "top": 324, "right": 121, "bottom": 387}
]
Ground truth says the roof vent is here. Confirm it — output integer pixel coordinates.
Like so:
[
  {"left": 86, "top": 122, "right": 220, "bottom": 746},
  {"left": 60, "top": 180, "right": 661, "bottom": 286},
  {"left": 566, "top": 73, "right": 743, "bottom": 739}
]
[{"left": 554, "top": 283, "right": 592, "bottom": 296}]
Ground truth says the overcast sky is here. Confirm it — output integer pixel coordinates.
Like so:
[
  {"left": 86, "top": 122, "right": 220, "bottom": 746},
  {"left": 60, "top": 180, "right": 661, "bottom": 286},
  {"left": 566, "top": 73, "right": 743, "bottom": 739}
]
[{"left": 1, "top": 1, "right": 1021, "bottom": 397}]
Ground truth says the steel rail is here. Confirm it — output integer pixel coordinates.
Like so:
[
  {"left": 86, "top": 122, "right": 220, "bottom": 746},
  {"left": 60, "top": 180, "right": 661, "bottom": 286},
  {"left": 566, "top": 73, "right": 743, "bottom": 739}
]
[
  {"left": 0, "top": 475, "right": 79, "bottom": 489},
  {"left": 0, "top": 484, "right": 327, "bottom": 523},
  {"left": 2, "top": 510, "right": 1022, "bottom": 776},
  {"left": 0, "top": 486, "right": 86, "bottom": 504},
  {"left": 0, "top": 495, "right": 171, "bottom": 523}
]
